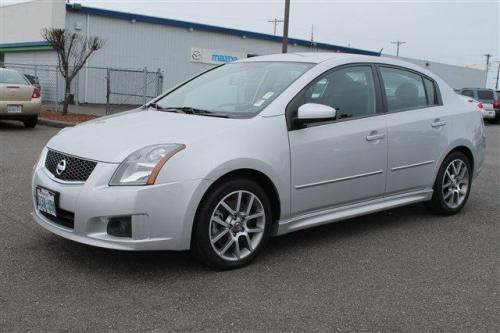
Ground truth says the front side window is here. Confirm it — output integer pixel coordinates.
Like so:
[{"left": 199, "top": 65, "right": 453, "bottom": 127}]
[
  {"left": 380, "top": 67, "right": 427, "bottom": 112},
  {"left": 156, "top": 62, "right": 312, "bottom": 118},
  {"left": 300, "top": 66, "right": 377, "bottom": 119}
]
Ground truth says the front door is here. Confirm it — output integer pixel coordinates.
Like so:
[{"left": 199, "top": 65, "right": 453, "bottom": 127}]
[{"left": 288, "top": 65, "right": 388, "bottom": 215}]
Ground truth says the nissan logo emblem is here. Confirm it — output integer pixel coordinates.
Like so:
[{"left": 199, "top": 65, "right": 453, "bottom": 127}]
[{"left": 56, "top": 159, "right": 67, "bottom": 175}]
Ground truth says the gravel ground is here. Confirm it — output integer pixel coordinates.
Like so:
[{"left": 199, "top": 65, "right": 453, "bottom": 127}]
[{"left": 0, "top": 120, "right": 498, "bottom": 332}]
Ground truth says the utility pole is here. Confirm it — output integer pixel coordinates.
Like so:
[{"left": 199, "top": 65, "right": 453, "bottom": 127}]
[
  {"left": 391, "top": 41, "right": 406, "bottom": 56},
  {"left": 268, "top": 18, "right": 284, "bottom": 36},
  {"left": 484, "top": 53, "right": 492, "bottom": 87},
  {"left": 282, "top": 0, "right": 290, "bottom": 53},
  {"left": 495, "top": 61, "right": 500, "bottom": 90}
]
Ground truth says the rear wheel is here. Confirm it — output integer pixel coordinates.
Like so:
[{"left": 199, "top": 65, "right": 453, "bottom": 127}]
[
  {"left": 23, "top": 116, "right": 38, "bottom": 128},
  {"left": 191, "top": 177, "right": 272, "bottom": 269},
  {"left": 428, "top": 152, "right": 472, "bottom": 215}
]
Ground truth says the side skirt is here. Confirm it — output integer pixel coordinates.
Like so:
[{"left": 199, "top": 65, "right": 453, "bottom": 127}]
[{"left": 276, "top": 189, "right": 433, "bottom": 236}]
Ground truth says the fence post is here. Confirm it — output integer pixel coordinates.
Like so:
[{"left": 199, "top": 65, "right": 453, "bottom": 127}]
[
  {"left": 55, "top": 65, "right": 59, "bottom": 113},
  {"left": 156, "top": 68, "right": 162, "bottom": 96},
  {"left": 143, "top": 66, "right": 148, "bottom": 105},
  {"left": 106, "top": 68, "right": 111, "bottom": 115}
]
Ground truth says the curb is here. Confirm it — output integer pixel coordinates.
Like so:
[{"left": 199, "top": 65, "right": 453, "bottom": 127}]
[{"left": 38, "top": 117, "right": 77, "bottom": 128}]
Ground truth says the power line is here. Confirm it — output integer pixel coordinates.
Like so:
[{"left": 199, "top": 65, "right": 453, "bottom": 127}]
[
  {"left": 391, "top": 41, "right": 406, "bottom": 56},
  {"left": 267, "top": 18, "right": 284, "bottom": 36}
]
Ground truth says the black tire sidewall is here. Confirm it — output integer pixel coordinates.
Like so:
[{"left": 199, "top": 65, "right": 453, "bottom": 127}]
[
  {"left": 191, "top": 177, "right": 273, "bottom": 269},
  {"left": 432, "top": 152, "right": 472, "bottom": 215}
]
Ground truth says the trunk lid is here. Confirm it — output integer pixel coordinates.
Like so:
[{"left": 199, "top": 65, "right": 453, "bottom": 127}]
[{"left": 0, "top": 84, "right": 34, "bottom": 102}]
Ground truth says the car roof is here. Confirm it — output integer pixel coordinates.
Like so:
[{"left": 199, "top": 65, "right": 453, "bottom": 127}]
[{"left": 239, "top": 52, "right": 383, "bottom": 64}]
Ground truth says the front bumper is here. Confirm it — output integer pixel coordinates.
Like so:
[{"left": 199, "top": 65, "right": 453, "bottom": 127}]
[{"left": 32, "top": 149, "right": 211, "bottom": 251}]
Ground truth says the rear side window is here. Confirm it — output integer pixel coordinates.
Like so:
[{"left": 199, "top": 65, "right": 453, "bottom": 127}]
[
  {"left": 0, "top": 70, "right": 28, "bottom": 84},
  {"left": 379, "top": 67, "right": 427, "bottom": 112},
  {"left": 461, "top": 90, "right": 474, "bottom": 98},
  {"left": 477, "top": 90, "right": 494, "bottom": 100}
]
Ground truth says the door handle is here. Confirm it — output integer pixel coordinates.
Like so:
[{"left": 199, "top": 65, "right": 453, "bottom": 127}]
[
  {"left": 431, "top": 119, "right": 446, "bottom": 128},
  {"left": 366, "top": 132, "right": 385, "bottom": 141}
]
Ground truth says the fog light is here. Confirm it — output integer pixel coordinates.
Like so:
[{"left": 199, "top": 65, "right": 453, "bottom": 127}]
[{"left": 107, "top": 216, "right": 132, "bottom": 238}]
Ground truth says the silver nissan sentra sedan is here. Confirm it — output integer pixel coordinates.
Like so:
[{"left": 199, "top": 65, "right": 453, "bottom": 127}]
[{"left": 32, "top": 53, "right": 485, "bottom": 269}]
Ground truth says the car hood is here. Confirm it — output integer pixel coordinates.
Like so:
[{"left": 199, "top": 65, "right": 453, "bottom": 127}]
[{"left": 46, "top": 109, "right": 245, "bottom": 163}]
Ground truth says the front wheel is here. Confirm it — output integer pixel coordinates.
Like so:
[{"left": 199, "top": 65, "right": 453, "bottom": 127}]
[
  {"left": 191, "top": 178, "right": 273, "bottom": 269},
  {"left": 428, "top": 152, "right": 472, "bottom": 215}
]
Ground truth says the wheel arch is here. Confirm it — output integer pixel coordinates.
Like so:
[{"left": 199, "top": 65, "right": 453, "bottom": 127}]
[
  {"left": 433, "top": 144, "right": 475, "bottom": 185},
  {"left": 197, "top": 168, "right": 282, "bottom": 223}
]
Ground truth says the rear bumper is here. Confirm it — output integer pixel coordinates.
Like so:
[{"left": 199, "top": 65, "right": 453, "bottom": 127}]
[{"left": 0, "top": 98, "right": 41, "bottom": 117}]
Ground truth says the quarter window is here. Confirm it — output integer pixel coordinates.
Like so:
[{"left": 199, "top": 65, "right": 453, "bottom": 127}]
[
  {"left": 423, "top": 77, "right": 438, "bottom": 105},
  {"left": 301, "top": 66, "right": 377, "bottom": 119},
  {"left": 380, "top": 67, "right": 427, "bottom": 112}
]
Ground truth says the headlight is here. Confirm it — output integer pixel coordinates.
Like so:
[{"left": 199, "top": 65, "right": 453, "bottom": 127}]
[{"left": 109, "top": 144, "right": 186, "bottom": 186}]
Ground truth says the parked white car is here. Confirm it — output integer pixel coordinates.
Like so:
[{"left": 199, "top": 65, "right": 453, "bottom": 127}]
[
  {"left": 459, "top": 95, "right": 496, "bottom": 120},
  {"left": 32, "top": 53, "right": 485, "bottom": 269}
]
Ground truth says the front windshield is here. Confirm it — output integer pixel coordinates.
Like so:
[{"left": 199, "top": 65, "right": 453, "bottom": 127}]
[{"left": 155, "top": 62, "right": 313, "bottom": 117}]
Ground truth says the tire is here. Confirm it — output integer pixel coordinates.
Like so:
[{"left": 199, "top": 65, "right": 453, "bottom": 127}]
[
  {"left": 427, "top": 151, "right": 472, "bottom": 215},
  {"left": 23, "top": 116, "right": 38, "bottom": 128},
  {"left": 191, "top": 177, "right": 273, "bottom": 269}
]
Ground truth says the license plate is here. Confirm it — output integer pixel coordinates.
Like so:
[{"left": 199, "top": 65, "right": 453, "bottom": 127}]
[
  {"left": 36, "top": 187, "right": 58, "bottom": 217},
  {"left": 7, "top": 105, "right": 22, "bottom": 113}
]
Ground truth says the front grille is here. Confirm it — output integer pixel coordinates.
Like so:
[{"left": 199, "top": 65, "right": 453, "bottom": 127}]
[
  {"left": 40, "top": 209, "right": 75, "bottom": 229},
  {"left": 45, "top": 150, "right": 97, "bottom": 182}
]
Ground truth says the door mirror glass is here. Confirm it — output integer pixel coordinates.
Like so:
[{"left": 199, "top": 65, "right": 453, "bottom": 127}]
[{"left": 296, "top": 103, "right": 336, "bottom": 123}]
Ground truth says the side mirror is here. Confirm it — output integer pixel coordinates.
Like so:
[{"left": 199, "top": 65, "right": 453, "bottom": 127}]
[{"left": 295, "top": 103, "right": 336, "bottom": 125}]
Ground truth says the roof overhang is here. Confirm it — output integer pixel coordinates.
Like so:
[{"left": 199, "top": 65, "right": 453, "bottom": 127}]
[{"left": 0, "top": 41, "right": 52, "bottom": 53}]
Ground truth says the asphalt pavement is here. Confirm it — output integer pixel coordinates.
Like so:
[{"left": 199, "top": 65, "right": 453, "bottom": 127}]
[{"left": 0, "top": 120, "right": 498, "bottom": 332}]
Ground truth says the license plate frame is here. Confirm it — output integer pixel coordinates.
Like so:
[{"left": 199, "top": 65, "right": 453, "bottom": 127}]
[
  {"left": 36, "top": 186, "right": 59, "bottom": 217},
  {"left": 7, "top": 105, "right": 22, "bottom": 113}
]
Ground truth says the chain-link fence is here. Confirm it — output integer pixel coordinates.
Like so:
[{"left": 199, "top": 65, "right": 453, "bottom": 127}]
[{"left": 1, "top": 62, "right": 164, "bottom": 115}]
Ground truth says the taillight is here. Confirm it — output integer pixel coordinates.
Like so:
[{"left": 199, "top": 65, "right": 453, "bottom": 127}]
[
  {"left": 477, "top": 102, "right": 484, "bottom": 110},
  {"left": 493, "top": 99, "right": 500, "bottom": 109},
  {"left": 32, "top": 87, "right": 41, "bottom": 99}
]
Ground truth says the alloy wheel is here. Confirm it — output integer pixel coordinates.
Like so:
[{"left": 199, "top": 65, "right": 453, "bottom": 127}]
[
  {"left": 209, "top": 190, "right": 266, "bottom": 261},
  {"left": 442, "top": 158, "right": 469, "bottom": 209}
]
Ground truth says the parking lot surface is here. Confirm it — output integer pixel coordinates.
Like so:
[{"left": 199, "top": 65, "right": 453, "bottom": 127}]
[{"left": 0, "top": 121, "right": 498, "bottom": 332}]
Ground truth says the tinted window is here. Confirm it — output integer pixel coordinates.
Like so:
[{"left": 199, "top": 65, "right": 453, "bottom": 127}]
[
  {"left": 477, "top": 90, "right": 494, "bottom": 100},
  {"left": 380, "top": 67, "right": 427, "bottom": 112},
  {"left": 0, "top": 70, "right": 28, "bottom": 84},
  {"left": 423, "top": 77, "right": 437, "bottom": 105},
  {"left": 461, "top": 90, "right": 474, "bottom": 98},
  {"left": 302, "top": 66, "right": 377, "bottom": 119}
]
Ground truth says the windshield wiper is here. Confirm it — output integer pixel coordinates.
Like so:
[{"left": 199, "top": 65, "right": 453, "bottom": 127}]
[
  {"left": 145, "top": 103, "right": 186, "bottom": 113},
  {"left": 167, "top": 106, "right": 229, "bottom": 118}
]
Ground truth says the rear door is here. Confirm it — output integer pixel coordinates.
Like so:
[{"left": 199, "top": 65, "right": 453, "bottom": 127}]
[{"left": 378, "top": 65, "right": 448, "bottom": 194}]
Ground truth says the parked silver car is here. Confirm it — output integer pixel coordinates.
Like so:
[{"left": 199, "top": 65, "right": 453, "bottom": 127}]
[{"left": 32, "top": 53, "right": 485, "bottom": 269}]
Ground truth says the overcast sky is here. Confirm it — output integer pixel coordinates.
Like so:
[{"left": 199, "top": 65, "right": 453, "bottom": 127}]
[{"left": 3, "top": 0, "right": 500, "bottom": 69}]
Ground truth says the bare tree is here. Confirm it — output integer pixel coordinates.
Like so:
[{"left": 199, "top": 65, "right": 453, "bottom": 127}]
[{"left": 41, "top": 28, "right": 104, "bottom": 115}]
